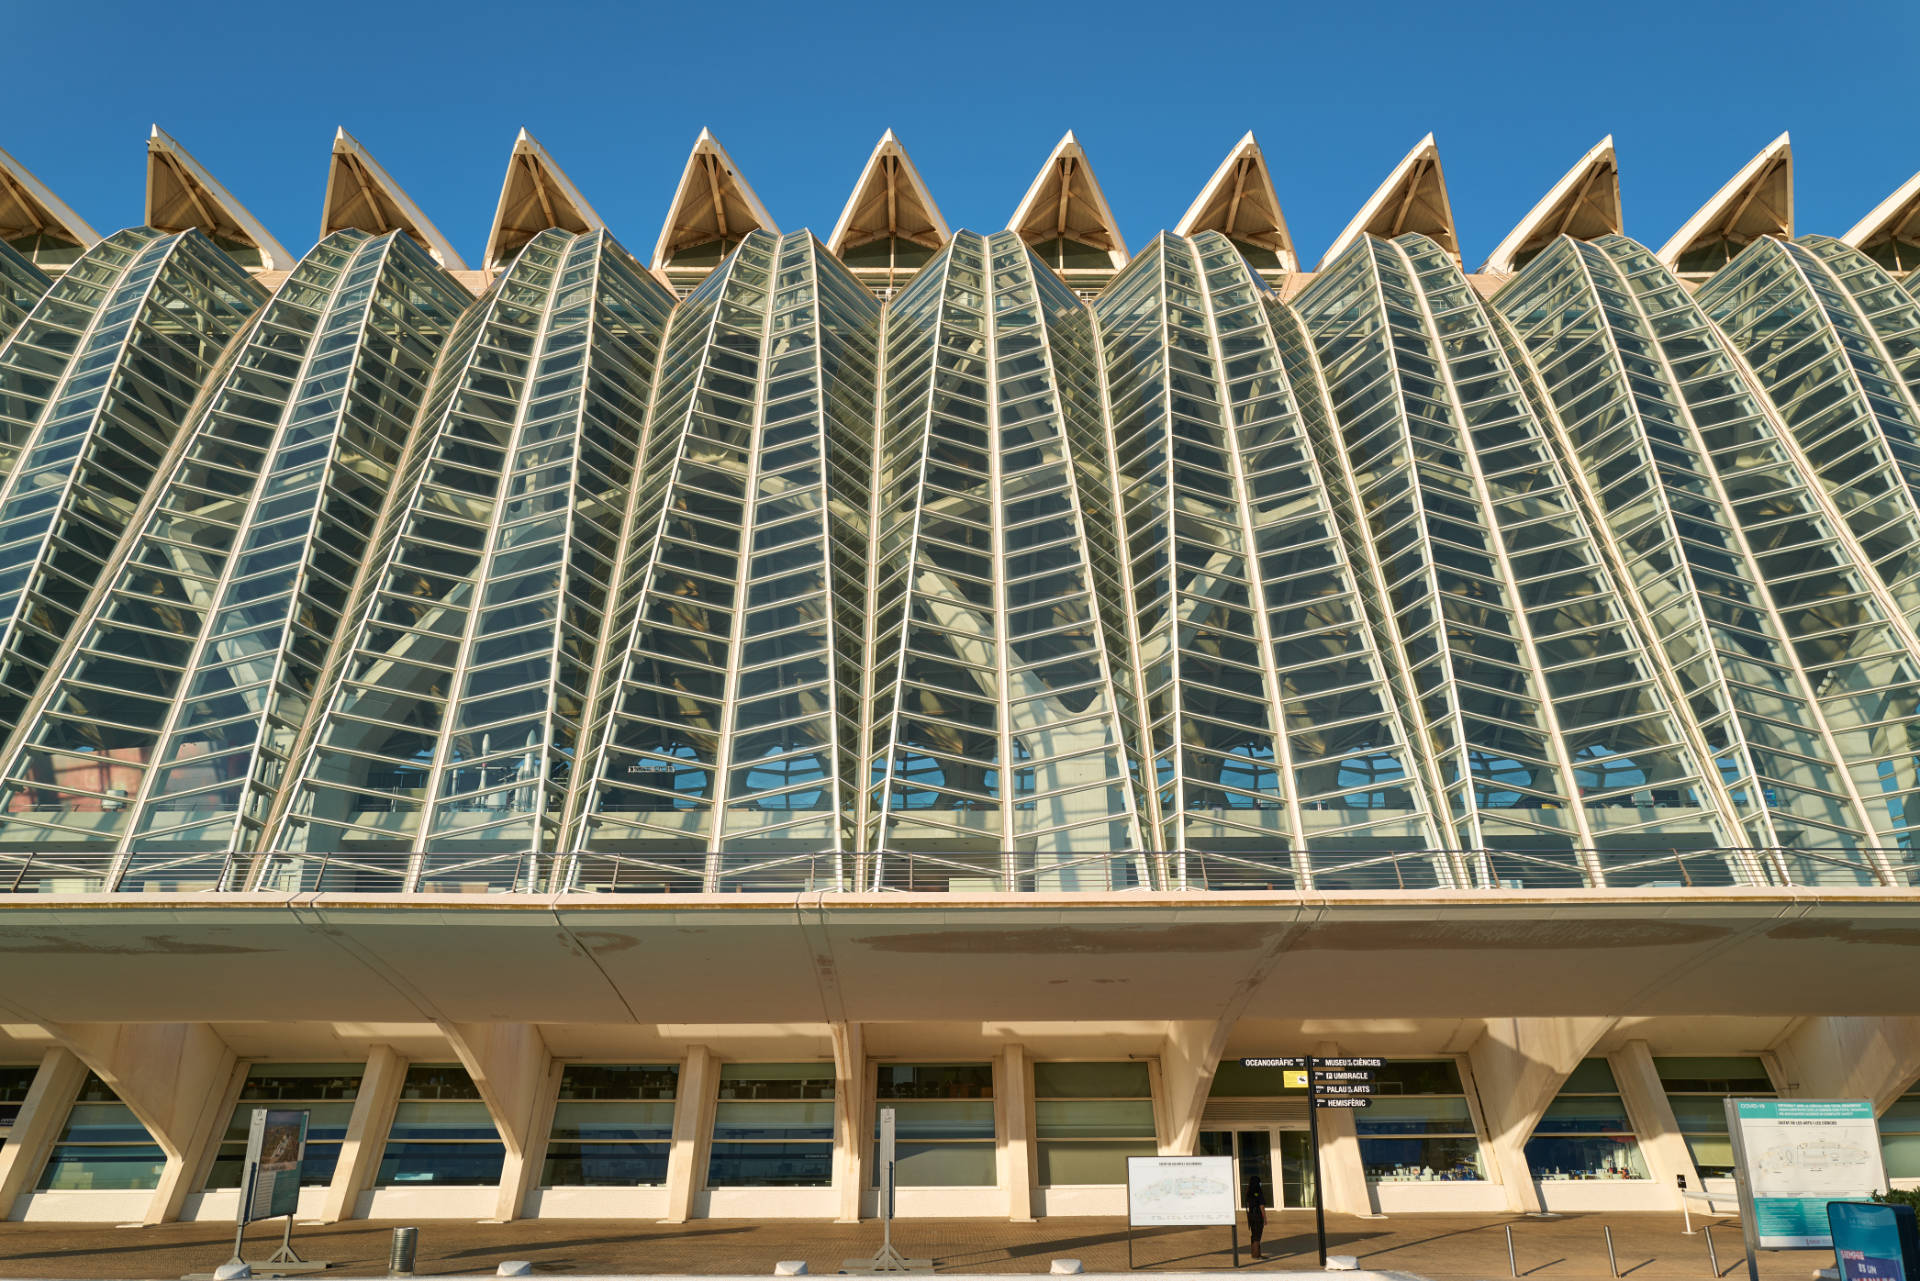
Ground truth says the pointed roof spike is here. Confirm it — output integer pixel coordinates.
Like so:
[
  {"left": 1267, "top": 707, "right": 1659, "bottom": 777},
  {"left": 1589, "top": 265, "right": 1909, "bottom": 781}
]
[
  {"left": 651, "top": 129, "right": 780, "bottom": 272},
  {"left": 0, "top": 145, "right": 100, "bottom": 268},
  {"left": 1174, "top": 131, "right": 1298, "bottom": 272},
  {"left": 827, "top": 130, "right": 951, "bottom": 258},
  {"left": 145, "top": 125, "right": 294, "bottom": 271},
  {"left": 322, "top": 128, "right": 468, "bottom": 271},
  {"left": 1842, "top": 164, "right": 1920, "bottom": 271},
  {"left": 482, "top": 128, "right": 606, "bottom": 274},
  {"left": 1657, "top": 132, "right": 1792, "bottom": 274},
  {"left": 1481, "top": 136, "right": 1622, "bottom": 275},
  {"left": 1317, "top": 133, "right": 1457, "bottom": 270},
  {"left": 1007, "top": 131, "right": 1130, "bottom": 270}
]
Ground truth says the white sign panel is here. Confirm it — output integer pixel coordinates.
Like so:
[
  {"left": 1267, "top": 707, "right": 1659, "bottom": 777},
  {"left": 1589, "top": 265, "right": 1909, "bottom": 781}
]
[
  {"left": 1728, "top": 1099, "right": 1889, "bottom": 1249},
  {"left": 1127, "top": 1155, "right": 1236, "bottom": 1227}
]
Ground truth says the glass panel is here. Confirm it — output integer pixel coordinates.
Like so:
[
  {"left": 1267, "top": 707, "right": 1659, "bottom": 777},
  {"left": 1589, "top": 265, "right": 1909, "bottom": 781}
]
[
  {"left": 1359, "top": 1137, "right": 1486, "bottom": 1181},
  {"left": 1035, "top": 1139, "right": 1158, "bottom": 1185},
  {"left": 1526, "top": 1135, "right": 1648, "bottom": 1180},
  {"left": 1033, "top": 1062, "right": 1150, "bottom": 1099}
]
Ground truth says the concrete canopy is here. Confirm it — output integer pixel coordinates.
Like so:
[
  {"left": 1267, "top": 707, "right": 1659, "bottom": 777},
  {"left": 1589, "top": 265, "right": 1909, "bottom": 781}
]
[
  {"left": 1174, "top": 131, "right": 1298, "bottom": 272},
  {"left": 321, "top": 128, "right": 467, "bottom": 271},
  {"left": 145, "top": 125, "right": 294, "bottom": 272},
  {"left": 1481, "top": 135, "right": 1622, "bottom": 275},
  {"left": 1657, "top": 132, "right": 1792, "bottom": 274},
  {"left": 651, "top": 129, "right": 779, "bottom": 273},
  {"left": 483, "top": 128, "right": 606, "bottom": 274},
  {"left": 1318, "top": 132, "right": 1457, "bottom": 268},
  {"left": 1007, "top": 131, "right": 1130, "bottom": 270}
]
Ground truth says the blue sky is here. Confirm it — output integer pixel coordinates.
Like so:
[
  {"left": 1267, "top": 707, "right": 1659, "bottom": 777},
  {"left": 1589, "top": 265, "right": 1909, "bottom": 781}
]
[{"left": 12, "top": 0, "right": 1918, "bottom": 270}]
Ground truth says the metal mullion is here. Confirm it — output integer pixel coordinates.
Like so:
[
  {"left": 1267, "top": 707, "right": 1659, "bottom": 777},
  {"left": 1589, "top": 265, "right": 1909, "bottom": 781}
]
[{"left": 1390, "top": 237, "right": 1604, "bottom": 880}]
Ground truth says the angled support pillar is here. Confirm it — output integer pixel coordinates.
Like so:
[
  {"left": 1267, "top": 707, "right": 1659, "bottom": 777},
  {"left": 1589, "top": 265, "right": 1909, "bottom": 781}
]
[
  {"left": 1467, "top": 1017, "right": 1614, "bottom": 1213},
  {"left": 321, "top": 1044, "right": 405, "bottom": 1223},
  {"left": 661, "top": 1044, "right": 714, "bottom": 1224},
  {"left": 1313, "top": 1041, "right": 1372, "bottom": 1216},
  {"left": 832, "top": 1022, "right": 866, "bottom": 1223},
  {"left": 1772, "top": 1017, "right": 1920, "bottom": 1110},
  {"left": 998, "top": 1043, "right": 1034, "bottom": 1222},
  {"left": 1611, "top": 1040, "right": 1695, "bottom": 1205},
  {"left": 48, "top": 1022, "right": 236, "bottom": 1224},
  {"left": 1159, "top": 1019, "right": 1232, "bottom": 1155},
  {"left": 441, "top": 1022, "right": 551, "bottom": 1222},
  {"left": 0, "top": 1047, "right": 87, "bottom": 1220}
]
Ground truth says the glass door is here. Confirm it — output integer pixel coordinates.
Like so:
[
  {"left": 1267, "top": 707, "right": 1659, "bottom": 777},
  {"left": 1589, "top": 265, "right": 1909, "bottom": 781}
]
[
  {"left": 1198, "top": 1129, "right": 1275, "bottom": 1209},
  {"left": 1278, "top": 1127, "right": 1315, "bottom": 1209}
]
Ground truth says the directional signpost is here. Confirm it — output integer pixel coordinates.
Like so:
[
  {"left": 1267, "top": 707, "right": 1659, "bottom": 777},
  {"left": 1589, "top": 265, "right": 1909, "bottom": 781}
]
[{"left": 1241, "top": 1056, "right": 1383, "bottom": 1267}]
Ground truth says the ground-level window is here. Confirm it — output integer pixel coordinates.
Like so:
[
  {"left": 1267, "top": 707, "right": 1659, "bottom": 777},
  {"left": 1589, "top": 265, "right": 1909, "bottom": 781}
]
[
  {"left": 544, "top": 1064, "right": 677, "bottom": 1187},
  {"left": 36, "top": 1072, "right": 166, "bottom": 1190},
  {"left": 1356, "top": 1060, "right": 1485, "bottom": 1181},
  {"left": 1883, "top": 1082, "right": 1920, "bottom": 1181},
  {"left": 873, "top": 1064, "right": 994, "bottom": 1187},
  {"left": 1034, "top": 1061, "right": 1157, "bottom": 1186},
  {"left": 375, "top": 1064, "right": 505, "bottom": 1187},
  {"left": 707, "top": 1063, "right": 834, "bottom": 1188},
  {"left": 1525, "top": 1058, "right": 1647, "bottom": 1180},
  {"left": 205, "top": 1064, "right": 362, "bottom": 1190},
  {"left": 0, "top": 1064, "right": 36, "bottom": 1150},
  {"left": 1656, "top": 1056, "right": 1774, "bottom": 1179}
]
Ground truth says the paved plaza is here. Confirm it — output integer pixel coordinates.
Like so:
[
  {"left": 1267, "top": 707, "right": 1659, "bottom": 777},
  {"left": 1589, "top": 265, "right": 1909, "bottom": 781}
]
[{"left": 0, "top": 1213, "right": 1831, "bottom": 1279}]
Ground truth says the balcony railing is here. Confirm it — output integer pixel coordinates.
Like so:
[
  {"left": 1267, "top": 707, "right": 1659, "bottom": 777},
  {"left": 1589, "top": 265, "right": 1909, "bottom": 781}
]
[{"left": 0, "top": 845, "right": 1916, "bottom": 896}]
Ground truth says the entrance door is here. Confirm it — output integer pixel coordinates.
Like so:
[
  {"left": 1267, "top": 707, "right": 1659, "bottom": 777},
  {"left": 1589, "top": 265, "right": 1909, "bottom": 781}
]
[{"left": 1199, "top": 1128, "right": 1314, "bottom": 1209}]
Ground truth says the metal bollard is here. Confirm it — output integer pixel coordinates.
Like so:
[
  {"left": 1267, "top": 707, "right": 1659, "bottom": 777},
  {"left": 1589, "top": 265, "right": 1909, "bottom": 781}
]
[
  {"left": 1604, "top": 1225, "right": 1618, "bottom": 1279},
  {"left": 1507, "top": 1224, "right": 1518, "bottom": 1278},
  {"left": 1705, "top": 1225, "right": 1720, "bottom": 1278},
  {"left": 389, "top": 1226, "right": 418, "bottom": 1278}
]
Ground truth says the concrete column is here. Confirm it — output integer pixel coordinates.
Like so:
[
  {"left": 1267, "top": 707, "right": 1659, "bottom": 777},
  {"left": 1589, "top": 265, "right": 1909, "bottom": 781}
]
[
  {"left": 1467, "top": 1017, "right": 1613, "bottom": 1213},
  {"left": 661, "top": 1044, "right": 714, "bottom": 1224},
  {"left": 441, "top": 1022, "right": 551, "bottom": 1222},
  {"left": 0, "top": 1047, "right": 87, "bottom": 1220},
  {"left": 1772, "top": 1017, "right": 1920, "bottom": 1110},
  {"left": 1158, "top": 1019, "right": 1229, "bottom": 1155},
  {"left": 997, "top": 1043, "right": 1034, "bottom": 1222},
  {"left": 1313, "top": 1041, "right": 1371, "bottom": 1216},
  {"left": 1611, "top": 1040, "right": 1694, "bottom": 1205},
  {"left": 321, "top": 1045, "right": 404, "bottom": 1223},
  {"left": 831, "top": 1022, "right": 866, "bottom": 1223},
  {"left": 48, "top": 1022, "right": 237, "bottom": 1225}
]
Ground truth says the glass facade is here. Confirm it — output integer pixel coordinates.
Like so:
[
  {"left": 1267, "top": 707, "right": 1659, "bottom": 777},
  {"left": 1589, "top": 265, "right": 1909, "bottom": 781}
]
[
  {"left": 1655, "top": 1055, "right": 1775, "bottom": 1178},
  {"left": 872, "top": 1063, "right": 995, "bottom": 1187},
  {"left": 1882, "top": 1080, "right": 1920, "bottom": 1180},
  {"left": 1355, "top": 1060, "right": 1486, "bottom": 1182},
  {"left": 375, "top": 1064, "right": 506, "bottom": 1187},
  {"left": 0, "top": 197, "right": 1909, "bottom": 895},
  {"left": 1032, "top": 1061, "right": 1156, "bottom": 1185},
  {"left": 543, "top": 1064, "right": 677, "bottom": 1187},
  {"left": 707, "top": 1063, "right": 835, "bottom": 1188},
  {"left": 36, "top": 1072, "right": 165, "bottom": 1191},
  {"left": 1524, "top": 1058, "right": 1646, "bottom": 1180},
  {"left": 0, "top": 1063, "right": 36, "bottom": 1148},
  {"left": 204, "top": 1063, "right": 361, "bottom": 1189}
]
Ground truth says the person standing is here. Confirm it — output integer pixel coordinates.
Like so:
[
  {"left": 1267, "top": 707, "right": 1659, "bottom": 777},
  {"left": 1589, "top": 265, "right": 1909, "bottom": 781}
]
[{"left": 1245, "top": 1173, "right": 1267, "bottom": 1262}]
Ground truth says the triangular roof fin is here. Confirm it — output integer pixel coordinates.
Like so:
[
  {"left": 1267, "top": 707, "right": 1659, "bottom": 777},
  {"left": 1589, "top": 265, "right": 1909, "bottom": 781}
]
[
  {"left": 1657, "top": 132, "right": 1792, "bottom": 273},
  {"left": 1481, "top": 135, "right": 1622, "bottom": 274},
  {"left": 1318, "top": 133, "right": 1457, "bottom": 269},
  {"left": 322, "top": 128, "right": 468, "bottom": 270},
  {"left": 827, "top": 130, "right": 950, "bottom": 258},
  {"left": 0, "top": 145, "right": 99, "bottom": 269},
  {"left": 1842, "top": 164, "right": 1920, "bottom": 271},
  {"left": 1007, "top": 131, "right": 1130, "bottom": 270},
  {"left": 145, "top": 125, "right": 293, "bottom": 271},
  {"left": 651, "top": 129, "right": 780, "bottom": 272},
  {"left": 482, "top": 129, "right": 606, "bottom": 273},
  {"left": 1173, "top": 131, "right": 1298, "bottom": 272}
]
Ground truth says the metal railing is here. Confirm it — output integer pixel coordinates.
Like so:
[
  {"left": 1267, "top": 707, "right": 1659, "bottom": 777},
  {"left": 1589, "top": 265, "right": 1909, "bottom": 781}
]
[{"left": 1, "top": 844, "right": 1918, "bottom": 896}]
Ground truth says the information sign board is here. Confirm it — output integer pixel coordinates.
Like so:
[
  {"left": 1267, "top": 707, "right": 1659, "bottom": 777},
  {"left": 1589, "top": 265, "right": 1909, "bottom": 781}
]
[
  {"left": 1831, "top": 1201, "right": 1920, "bottom": 1281},
  {"left": 1126, "top": 1155, "right": 1236, "bottom": 1227},
  {"left": 1727, "top": 1100, "right": 1889, "bottom": 1249},
  {"left": 240, "top": 1108, "right": 307, "bottom": 1225}
]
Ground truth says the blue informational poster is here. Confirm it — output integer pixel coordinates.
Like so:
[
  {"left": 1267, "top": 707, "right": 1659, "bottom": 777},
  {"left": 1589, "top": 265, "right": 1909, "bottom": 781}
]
[
  {"left": 1727, "top": 1100, "right": 1890, "bottom": 1249},
  {"left": 1830, "top": 1201, "right": 1920, "bottom": 1281}
]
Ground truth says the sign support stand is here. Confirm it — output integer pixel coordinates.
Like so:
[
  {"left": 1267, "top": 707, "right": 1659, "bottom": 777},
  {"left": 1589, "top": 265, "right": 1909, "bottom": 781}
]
[
  {"left": 847, "top": 1107, "right": 930, "bottom": 1274},
  {"left": 1307, "top": 1064, "right": 1327, "bottom": 1269}
]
